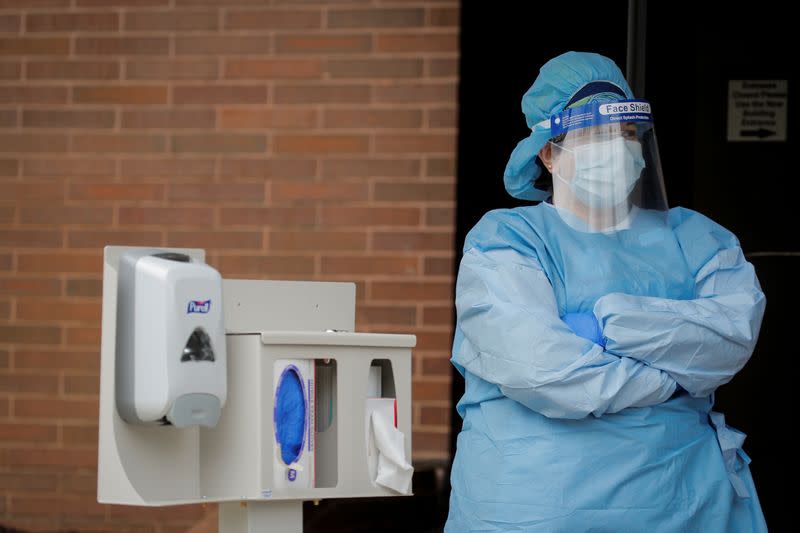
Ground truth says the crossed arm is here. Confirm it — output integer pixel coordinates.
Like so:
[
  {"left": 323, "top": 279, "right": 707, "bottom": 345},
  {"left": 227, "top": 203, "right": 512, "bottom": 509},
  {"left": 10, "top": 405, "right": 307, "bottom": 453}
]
[{"left": 453, "top": 209, "right": 765, "bottom": 418}]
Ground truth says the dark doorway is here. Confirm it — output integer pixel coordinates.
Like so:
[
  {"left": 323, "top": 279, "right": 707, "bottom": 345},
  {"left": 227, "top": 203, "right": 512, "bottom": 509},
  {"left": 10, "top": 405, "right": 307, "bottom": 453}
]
[{"left": 646, "top": 3, "right": 795, "bottom": 530}]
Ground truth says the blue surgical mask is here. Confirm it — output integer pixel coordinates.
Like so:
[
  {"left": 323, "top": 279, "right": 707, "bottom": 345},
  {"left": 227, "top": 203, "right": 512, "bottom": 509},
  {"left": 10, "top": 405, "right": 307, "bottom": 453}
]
[{"left": 555, "top": 137, "right": 646, "bottom": 208}]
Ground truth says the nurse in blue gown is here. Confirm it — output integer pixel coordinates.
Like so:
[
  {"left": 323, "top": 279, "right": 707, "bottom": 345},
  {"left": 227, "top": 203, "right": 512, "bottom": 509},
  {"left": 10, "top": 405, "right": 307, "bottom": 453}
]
[{"left": 446, "top": 52, "right": 768, "bottom": 532}]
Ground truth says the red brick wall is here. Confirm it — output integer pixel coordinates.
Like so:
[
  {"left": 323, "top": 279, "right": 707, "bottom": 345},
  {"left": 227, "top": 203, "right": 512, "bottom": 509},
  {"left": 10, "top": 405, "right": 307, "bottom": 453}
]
[{"left": 0, "top": 0, "right": 458, "bottom": 530}]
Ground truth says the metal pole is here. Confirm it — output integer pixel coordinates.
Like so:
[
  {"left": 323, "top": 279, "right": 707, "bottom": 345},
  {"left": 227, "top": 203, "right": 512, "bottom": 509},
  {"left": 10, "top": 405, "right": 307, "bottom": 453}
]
[
  {"left": 219, "top": 501, "right": 303, "bottom": 533},
  {"left": 626, "top": 0, "right": 648, "bottom": 97}
]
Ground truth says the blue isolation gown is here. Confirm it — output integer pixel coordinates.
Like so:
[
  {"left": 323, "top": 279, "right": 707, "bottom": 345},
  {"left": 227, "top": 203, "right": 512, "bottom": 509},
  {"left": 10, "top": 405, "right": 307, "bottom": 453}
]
[{"left": 446, "top": 203, "right": 768, "bottom": 532}]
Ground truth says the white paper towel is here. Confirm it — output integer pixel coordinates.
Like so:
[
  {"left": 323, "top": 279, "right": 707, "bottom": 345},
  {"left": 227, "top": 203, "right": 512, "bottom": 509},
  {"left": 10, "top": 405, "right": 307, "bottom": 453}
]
[
  {"left": 365, "top": 398, "right": 393, "bottom": 485},
  {"left": 369, "top": 410, "right": 413, "bottom": 495}
]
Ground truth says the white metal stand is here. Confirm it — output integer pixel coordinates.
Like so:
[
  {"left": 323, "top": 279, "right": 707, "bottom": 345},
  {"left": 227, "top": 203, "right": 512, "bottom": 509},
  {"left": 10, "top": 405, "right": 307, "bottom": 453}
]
[
  {"left": 219, "top": 501, "right": 303, "bottom": 533},
  {"left": 97, "top": 246, "right": 415, "bottom": 531}
]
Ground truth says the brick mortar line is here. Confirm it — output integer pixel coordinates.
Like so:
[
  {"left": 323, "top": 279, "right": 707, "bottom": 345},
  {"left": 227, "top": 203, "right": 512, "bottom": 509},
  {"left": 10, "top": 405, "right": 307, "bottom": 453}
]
[
  {"left": 14, "top": 28, "right": 456, "bottom": 36},
  {"left": 411, "top": 423, "right": 451, "bottom": 431},
  {"left": 414, "top": 400, "right": 452, "bottom": 408},
  {"left": 209, "top": 248, "right": 450, "bottom": 254}
]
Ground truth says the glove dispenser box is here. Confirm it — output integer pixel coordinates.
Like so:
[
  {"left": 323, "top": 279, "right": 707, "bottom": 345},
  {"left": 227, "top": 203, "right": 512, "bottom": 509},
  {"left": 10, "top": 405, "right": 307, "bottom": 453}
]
[
  {"left": 273, "top": 359, "right": 316, "bottom": 489},
  {"left": 115, "top": 249, "right": 227, "bottom": 428}
]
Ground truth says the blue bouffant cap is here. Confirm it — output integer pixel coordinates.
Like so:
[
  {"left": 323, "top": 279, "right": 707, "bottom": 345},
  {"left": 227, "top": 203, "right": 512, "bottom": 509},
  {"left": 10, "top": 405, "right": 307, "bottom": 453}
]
[{"left": 503, "top": 51, "right": 634, "bottom": 201}]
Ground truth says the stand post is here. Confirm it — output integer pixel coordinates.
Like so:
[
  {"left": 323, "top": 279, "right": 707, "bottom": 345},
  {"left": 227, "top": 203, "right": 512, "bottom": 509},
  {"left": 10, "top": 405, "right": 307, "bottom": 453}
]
[{"left": 219, "top": 501, "right": 303, "bottom": 533}]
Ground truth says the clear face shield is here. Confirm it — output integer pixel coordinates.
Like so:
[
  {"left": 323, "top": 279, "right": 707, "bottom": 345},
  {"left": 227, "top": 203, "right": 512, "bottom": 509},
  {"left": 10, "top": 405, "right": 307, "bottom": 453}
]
[{"left": 547, "top": 100, "right": 668, "bottom": 233}]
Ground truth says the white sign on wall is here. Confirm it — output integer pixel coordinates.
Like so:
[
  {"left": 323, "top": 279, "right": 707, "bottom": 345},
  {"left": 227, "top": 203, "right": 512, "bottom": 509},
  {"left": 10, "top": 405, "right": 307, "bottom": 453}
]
[{"left": 727, "top": 80, "right": 788, "bottom": 142}]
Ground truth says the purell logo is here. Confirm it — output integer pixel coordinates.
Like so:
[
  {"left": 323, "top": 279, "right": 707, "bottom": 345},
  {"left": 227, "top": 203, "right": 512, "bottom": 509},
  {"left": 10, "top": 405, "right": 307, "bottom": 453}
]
[{"left": 187, "top": 300, "right": 211, "bottom": 314}]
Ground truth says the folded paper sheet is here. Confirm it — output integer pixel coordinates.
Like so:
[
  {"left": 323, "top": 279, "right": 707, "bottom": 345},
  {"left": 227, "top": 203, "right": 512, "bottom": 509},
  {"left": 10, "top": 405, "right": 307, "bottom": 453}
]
[{"left": 369, "top": 409, "right": 413, "bottom": 495}]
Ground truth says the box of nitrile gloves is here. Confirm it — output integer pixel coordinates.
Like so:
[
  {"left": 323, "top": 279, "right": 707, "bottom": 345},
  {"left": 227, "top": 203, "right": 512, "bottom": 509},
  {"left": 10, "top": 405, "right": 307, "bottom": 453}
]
[{"left": 273, "top": 359, "right": 315, "bottom": 489}]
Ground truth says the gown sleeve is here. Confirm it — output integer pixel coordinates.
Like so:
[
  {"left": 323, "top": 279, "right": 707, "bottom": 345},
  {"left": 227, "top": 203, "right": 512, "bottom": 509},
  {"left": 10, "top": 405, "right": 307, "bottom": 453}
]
[
  {"left": 594, "top": 207, "right": 766, "bottom": 397},
  {"left": 452, "top": 210, "right": 677, "bottom": 419}
]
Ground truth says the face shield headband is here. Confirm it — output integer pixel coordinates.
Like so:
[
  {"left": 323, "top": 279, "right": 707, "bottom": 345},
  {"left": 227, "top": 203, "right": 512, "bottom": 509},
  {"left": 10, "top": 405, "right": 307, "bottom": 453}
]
[{"left": 547, "top": 99, "right": 654, "bottom": 137}]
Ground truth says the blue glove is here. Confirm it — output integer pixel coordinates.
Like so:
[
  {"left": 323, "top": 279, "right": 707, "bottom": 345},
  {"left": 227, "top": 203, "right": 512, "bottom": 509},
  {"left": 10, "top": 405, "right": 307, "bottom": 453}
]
[{"left": 562, "top": 312, "right": 605, "bottom": 348}]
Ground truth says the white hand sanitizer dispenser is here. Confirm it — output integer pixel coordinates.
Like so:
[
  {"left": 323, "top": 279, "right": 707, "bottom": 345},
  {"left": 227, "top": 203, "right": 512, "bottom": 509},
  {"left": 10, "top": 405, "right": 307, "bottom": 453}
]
[{"left": 116, "top": 249, "right": 226, "bottom": 428}]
